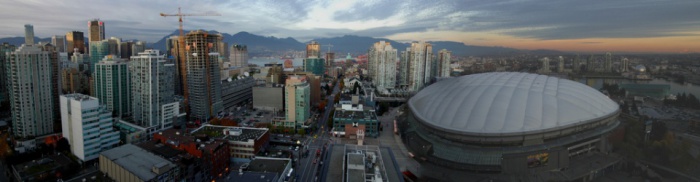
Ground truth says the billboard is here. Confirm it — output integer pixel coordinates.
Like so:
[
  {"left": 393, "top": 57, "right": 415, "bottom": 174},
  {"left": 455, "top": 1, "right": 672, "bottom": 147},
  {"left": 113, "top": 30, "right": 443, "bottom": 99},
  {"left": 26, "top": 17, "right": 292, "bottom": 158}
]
[{"left": 527, "top": 152, "right": 549, "bottom": 168}]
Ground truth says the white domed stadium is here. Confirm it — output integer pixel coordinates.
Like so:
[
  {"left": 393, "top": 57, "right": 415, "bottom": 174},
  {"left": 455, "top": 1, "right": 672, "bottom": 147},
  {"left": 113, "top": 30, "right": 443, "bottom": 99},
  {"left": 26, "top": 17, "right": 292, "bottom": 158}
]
[{"left": 400, "top": 72, "right": 620, "bottom": 174}]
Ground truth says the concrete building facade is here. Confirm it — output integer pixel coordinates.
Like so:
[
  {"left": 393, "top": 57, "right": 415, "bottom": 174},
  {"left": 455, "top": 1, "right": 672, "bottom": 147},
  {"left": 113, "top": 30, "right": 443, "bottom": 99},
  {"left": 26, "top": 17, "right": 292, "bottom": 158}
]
[
  {"left": 24, "top": 24, "right": 34, "bottom": 45},
  {"left": 51, "top": 35, "right": 66, "bottom": 52},
  {"left": 399, "top": 41, "right": 433, "bottom": 91},
  {"left": 437, "top": 49, "right": 451, "bottom": 78},
  {"left": 7, "top": 45, "right": 55, "bottom": 138},
  {"left": 185, "top": 30, "right": 223, "bottom": 121},
  {"left": 229, "top": 44, "right": 248, "bottom": 67},
  {"left": 99, "top": 144, "right": 180, "bottom": 182},
  {"left": 60, "top": 94, "right": 120, "bottom": 161},
  {"left": 130, "top": 50, "right": 181, "bottom": 131},
  {"left": 221, "top": 76, "right": 254, "bottom": 110},
  {"left": 368, "top": 41, "right": 397, "bottom": 90}
]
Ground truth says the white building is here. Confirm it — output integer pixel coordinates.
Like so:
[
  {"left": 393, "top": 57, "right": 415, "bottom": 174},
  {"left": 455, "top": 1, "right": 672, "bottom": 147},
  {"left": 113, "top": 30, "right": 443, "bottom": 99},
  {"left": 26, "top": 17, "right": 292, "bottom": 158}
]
[
  {"left": 284, "top": 76, "right": 310, "bottom": 128},
  {"left": 60, "top": 93, "right": 119, "bottom": 161},
  {"left": 130, "top": 50, "right": 183, "bottom": 133},
  {"left": 540, "top": 57, "right": 551, "bottom": 73},
  {"left": 399, "top": 41, "right": 433, "bottom": 91},
  {"left": 7, "top": 45, "right": 54, "bottom": 138},
  {"left": 368, "top": 41, "right": 397, "bottom": 90}
]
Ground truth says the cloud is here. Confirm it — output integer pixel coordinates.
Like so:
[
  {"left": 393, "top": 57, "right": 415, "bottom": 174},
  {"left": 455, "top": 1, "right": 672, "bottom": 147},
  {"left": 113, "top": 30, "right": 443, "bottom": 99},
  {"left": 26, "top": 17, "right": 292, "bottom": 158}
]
[{"left": 0, "top": 0, "right": 698, "bottom": 52}]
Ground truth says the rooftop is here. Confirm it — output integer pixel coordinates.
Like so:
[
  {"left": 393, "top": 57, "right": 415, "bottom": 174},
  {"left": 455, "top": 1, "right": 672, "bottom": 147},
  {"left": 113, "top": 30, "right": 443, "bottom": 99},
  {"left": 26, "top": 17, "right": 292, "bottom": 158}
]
[
  {"left": 409, "top": 72, "right": 619, "bottom": 135},
  {"left": 192, "top": 125, "right": 268, "bottom": 142},
  {"left": 247, "top": 157, "right": 290, "bottom": 174},
  {"left": 334, "top": 110, "right": 377, "bottom": 121},
  {"left": 157, "top": 128, "right": 226, "bottom": 152},
  {"left": 13, "top": 154, "right": 73, "bottom": 179},
  {"left": 100, "top": 144, "right": 176, "bottom": 181},
  {"left": 229, "top": 171, "right": 279, "bottom": 182},
  {"left": 322, "top": 145, "right": 402, "bottom": 182}
]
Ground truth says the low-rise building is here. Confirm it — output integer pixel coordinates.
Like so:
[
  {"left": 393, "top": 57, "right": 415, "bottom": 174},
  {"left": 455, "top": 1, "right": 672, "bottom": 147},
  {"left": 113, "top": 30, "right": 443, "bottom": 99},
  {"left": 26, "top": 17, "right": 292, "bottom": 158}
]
[
  {"left": 253, "top": 84, "right": 284, "bottom": 112},
  {"left": 331, "top": 96, "right": 379, "bottom": 138},
  {"left": 320, "top": 145, "right": 403, "bottom": 182},
  {"left": 12, "top": 154, "right": 75, "bottom": 182},
  {"left": 230, "top": 157, "right": 292, "bottom": 182},
  {"left": 99, "top": 144, "right": 180, "bottom": 182},
  {"left": 152, "top": 128, "right": 230, "bottom": 177},
  {"left": 191, "top": 125, "right": 270, "bottom": 162},
  {"left": 222, "top": 75, "right": 254, "bottom": 110}
]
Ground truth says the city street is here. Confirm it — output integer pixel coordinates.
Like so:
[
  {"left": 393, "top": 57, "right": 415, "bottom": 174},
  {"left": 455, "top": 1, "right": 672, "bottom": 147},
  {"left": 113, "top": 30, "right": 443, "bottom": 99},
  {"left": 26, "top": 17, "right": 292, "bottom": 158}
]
[{"left": 297, "top": 80, "right": 339, "bottom": 182}]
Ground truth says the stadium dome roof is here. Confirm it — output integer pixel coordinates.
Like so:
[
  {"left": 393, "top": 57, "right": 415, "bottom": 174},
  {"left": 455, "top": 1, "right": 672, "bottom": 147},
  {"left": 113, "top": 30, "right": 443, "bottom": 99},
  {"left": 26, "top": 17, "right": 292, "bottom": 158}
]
[{"left": 408, "top": 72, "right": 619, "bottom": 135}]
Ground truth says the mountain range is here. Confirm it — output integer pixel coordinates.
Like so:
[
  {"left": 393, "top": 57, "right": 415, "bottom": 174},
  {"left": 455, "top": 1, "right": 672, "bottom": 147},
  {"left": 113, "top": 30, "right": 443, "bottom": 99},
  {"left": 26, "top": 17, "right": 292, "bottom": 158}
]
[{"left": 0, "top": 30, "right": 560, "bottom": 56}]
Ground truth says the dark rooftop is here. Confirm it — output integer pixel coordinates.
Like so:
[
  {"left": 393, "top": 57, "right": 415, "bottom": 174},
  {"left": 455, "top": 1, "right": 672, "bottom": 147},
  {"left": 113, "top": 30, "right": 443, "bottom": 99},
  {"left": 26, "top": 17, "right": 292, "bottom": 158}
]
[
  {"left": 247, "top": 157, "right": 290, "bottom": 174},
  {"left": 334, "top": 110, "right": 378, "bottom": 120},
  {"left": 192, "top": 125, "right": 268, "bottom": 142}
]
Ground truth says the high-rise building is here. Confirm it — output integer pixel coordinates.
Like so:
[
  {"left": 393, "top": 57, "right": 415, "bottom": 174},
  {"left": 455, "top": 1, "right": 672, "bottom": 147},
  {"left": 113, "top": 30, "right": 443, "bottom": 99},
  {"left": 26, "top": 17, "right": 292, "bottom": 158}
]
[
  {"left": 573, "top": 54, "right": 581, "bottom": 72},
  {"left": 51, "top": 35, "right": 66, "bottom": 52},
  {"left": 303, "top": 58, "right": 325, "bottom": 75},
  {"left": 368, "top": 41, "right": 397, "bottom": 89},
  {"left": 284, "top": 75, "right": 310, "bottom": 128},
  {"left": 185, "top": 30, "right": 222, "bottom": 121},
  {"left": 88, "top": 19, "right": 105, "bottom": 42},
  {"left": 94, "top": 55, "right": 131, "bottom": 118},
  {"left": 558, "top": 56, "right": 565, "bottom": 73},
  {"left": 66, "top": 31, "right": 85, "bottom": 54},
  {"left": 0, "top": 43, "right": 17, "bottom": 106},
  {"left": 621, "top": 57, "right": 629, "bottom": 72},
  {"left": 131, "top": 41, "right": 145, "bottom": 57},
  {"left": 604, "top": 52, "right": 612, "bottom": 73},
  {"left": 60, "top": 93, "right": 119, "bottom": 161},
  {"left": 106, "top": 37, "right": 121, "bottom": 56},
  {"left": 130, "top": 50, "right": 181, "bottom": 131},
  {"left": 89, "top": 40, "right": 109, "bottom": 74},
  {"left": 119, "top": 41, "right": 133, "bottom": 59},
  {"left": 229, "top": 44, "right": 248, "bottom": 67},
  {"left": 325, "top": 52, "right": 335, "bottom": 76},
  {"left": 399, "top": 41, "right": 433, "bottom": 91},
  {"left": 306, "top": 41, "right": 320, "bottom": 58},
  {"left": 24, "top": 24, "right": 34, "bottom": 45},
  {"left": 61, "top": 68, "right": 86, "bottom": 94},
  {"left": 39, "top": 43, "right": 62, "bottom": 122},
  {"left": 7, "top": 45, "right": 55, "bottom": 138},
  {"left": 540, "top": 57, "right": 551, "bottom": 73},
  {"left": 436, "top": 49, "right": 451, "bottom": 78},
  {"left": 166, "top": 36, "right": 184, "bottom": 95}
]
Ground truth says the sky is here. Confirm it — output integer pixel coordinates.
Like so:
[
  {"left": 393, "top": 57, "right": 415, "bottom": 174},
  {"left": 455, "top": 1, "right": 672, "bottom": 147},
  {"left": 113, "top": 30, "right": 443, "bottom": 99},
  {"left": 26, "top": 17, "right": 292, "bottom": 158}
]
[{"left": 1, "top": 0, "right": 699, "bottom": 53}]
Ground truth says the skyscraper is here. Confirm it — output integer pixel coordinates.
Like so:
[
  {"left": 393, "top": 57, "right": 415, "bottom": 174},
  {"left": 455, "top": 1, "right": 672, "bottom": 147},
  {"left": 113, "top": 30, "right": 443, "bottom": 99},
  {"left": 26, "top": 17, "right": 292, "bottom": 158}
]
[
  {"left": 66, "top": 31, "right": 85, "bottom": 54},
  {"left": 7, "top": 45, "right": 55, "bottom": 138},
  {"left": 131, "top": 41, "right": 145, "bottom": 57},
  {"left": 621, "top": 57, "right": 629, "bottom": 72},
  {"left": 400, "top": 41, "right": 433, "bottom": 91},
  {"left": 0, "top": 43, "right": 17, "bottom": 106},
  {"left": 119, "top": 41, "right": 133, "bottom": 59},
  {"left": 61, "top": 68, "right": 86, "bottom": 94},
  {"left": 130, "top": 50, "right": 180, "bottom": 130},
  {"left": 89, "top": 40, "right": 109, "bottom": 74},
  {"left": 306, "top": 41, "right": 320, "bottom": 58},
  {"left": 436, "top": 49, "right": 451, "bottom": 78},
  {"left": 573, "top": 54, "right": 581, "bottom": 72},
  {"left": 303, "top": 58, "right": 325, "bottom": 75},
  {"left": 540, "top": 57, "right": 551, "bottom": 73},
  {"left": 285, "top": 75, "right": 310, "bottom": 128},
  {"left": 24, "top": 24, "right": 34, "bottom": 45},
  {"left": 51, "top": 35, "right": 66, "bottom": 52},
  {"left": 558, "top": 56, "right": 565, "bottom": 73},
  {"left": 368, "top": 41, "right": 397, "bottom": 89},
  {"left": 229, "top": 44, "right": 248, "bottom": 67},
  {"left": 185, "top": 30, "right": 222, "bottom": 120},
  {"left": 60, "top": 93, "right": 119, "bottom": 161},
  {"left": 106, "top": 37, "right": 121, "bottom": 56},
  {"left": 39, "top": 43, "right": 62, "bottom": 122},
  {"left": 94, "top": 55, "right": 131, "bottom": 118},
  {"left": 325, "top": 52, "right": 335, "bottom": 76},
  {"left": 88, "top": 19, "right": 105, "bottom": 42},
  {"left": 604, "top": 52, "right": 612, "bottom": 73}
]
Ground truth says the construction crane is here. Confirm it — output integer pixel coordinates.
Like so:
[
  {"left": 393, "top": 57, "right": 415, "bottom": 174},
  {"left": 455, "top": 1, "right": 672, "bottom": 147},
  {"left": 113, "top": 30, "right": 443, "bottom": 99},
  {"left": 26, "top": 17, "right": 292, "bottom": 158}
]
[
  {"left": 323, "top": 44, "right": 334, "bottom": 53},
  {"left": 160, "top": 7, "right": 220, "bottom": 118}
]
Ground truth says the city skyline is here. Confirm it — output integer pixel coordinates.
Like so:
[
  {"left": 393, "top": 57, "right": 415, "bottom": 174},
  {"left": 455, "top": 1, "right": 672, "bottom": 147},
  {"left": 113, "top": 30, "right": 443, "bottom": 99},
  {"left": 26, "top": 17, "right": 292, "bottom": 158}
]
[{"left": 0, "top": 0, "right": 698, "bottom": 53}]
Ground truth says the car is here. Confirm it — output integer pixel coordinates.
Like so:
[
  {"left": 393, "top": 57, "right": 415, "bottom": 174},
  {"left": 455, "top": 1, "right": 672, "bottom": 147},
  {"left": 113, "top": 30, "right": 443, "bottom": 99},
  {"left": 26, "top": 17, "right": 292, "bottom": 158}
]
[{"left": 313, "top": 159, "right": 317, "bottom": 164}]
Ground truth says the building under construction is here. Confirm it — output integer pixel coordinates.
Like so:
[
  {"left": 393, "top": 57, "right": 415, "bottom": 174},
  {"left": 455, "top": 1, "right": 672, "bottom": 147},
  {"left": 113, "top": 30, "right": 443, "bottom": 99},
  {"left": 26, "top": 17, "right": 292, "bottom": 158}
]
[{"left": 186, "top": 30, "right": 223, "bottom": 121}]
